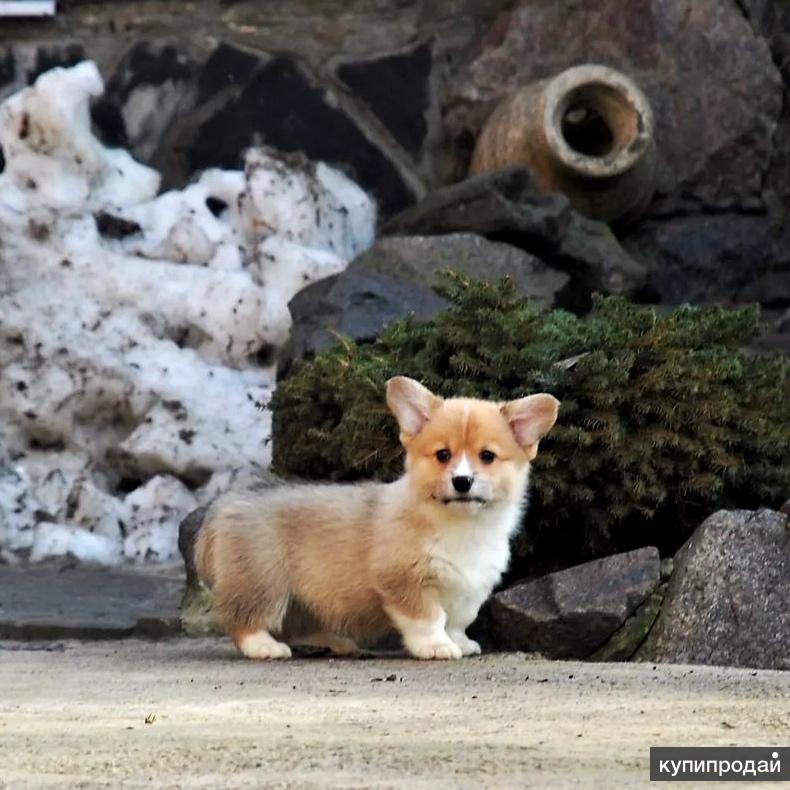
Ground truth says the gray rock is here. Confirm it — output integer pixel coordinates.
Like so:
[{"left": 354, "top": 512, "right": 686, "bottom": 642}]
[
  {"left": 0, "top": 564, "right": 184, "bottom": 639},
  {"left": 637, "top": 508, "right": 790, "bottom": 670},
  {"left": 487, "top": 547, "right": 661, "bottom": 659},
  {"left": 738, "top": 0, "right": 790, "bottom": 219},
  {"left": 349, "top": 234, "right": 569, "bottom": 302},
  {"left": 280, "top": 231, "right": 569, "bottom": 373},
  {"left": 382, "top": 168, "right": 645, "bottom": 298}
]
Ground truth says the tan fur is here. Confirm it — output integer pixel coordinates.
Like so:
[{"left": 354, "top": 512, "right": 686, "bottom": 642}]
[{"left": 195, "top": 377, "right": 559, "bottom": 659}]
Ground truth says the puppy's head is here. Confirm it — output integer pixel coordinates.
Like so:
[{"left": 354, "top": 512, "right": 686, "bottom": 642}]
[{"left": 386, "top": 376, "right": 559, "bottom": 509}]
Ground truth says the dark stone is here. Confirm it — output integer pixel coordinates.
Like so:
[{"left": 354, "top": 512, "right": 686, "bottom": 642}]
[
  {"left": 768, "top": 112, "right": 790, "bottom": 222},
  {"left": 738, "top": 1, "right": 790, "bottom": 86},
  {"left": 0, "top": 564, "right": 184, "bottom": 639},
  {"left": 622, "top": 214, "right": 790, "bottom": 307},
  {"left": 194, "top": 42, "right": 261, "bottom": 106},
  {"left": 280, "top": 232, "right": 569, "bottom": 376},
  {"left": 146, "top": 41, "right": 268, "bottom": 184},
  {"left": 487, "top": 547, "right": 661, "bottom": 659},
  {"left": 383, "top": 168, "right": 646, "bottom": 300},
  {"left": 637, "top": 508, "right": 790, "bottom": 670},
  {"left": 94, "top": 212, "right": 142, "bottom": 240},
  {"left": 443, "top": 0, "right": 782, "bottom": 216},
  {"left": 738, "top": 271, "right": 790, "bottom": 310},
  {"left": 90, "top": 96, "right": 128, "bottom": 149},
  {"left": 186, "top": 55, "right": 415, "bottom": 216},
  {"left": 284, "top": 268, "right": 444, "bottom": 375},
  {"left": 110, "top": 41, "right": 194, "bottom": 103},
  {"left": 27, "top": 43, "right": 85, "bottom": 84},
  {"left": 91, "top": 41, "right": 197, "bottom": 158},
  {"left": 178, "top": 504, "right": 210, "bottom": 590},
  {"left": 337, "top": 42, "right": 432, "bottom": 157},
  {"left": 0, "top": 48, "right": 15, "bottom": 90}
]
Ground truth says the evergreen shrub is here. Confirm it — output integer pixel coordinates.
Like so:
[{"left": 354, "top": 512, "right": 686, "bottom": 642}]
[{"left": 272, "top": 273, "right": 790, "bottom": 569}]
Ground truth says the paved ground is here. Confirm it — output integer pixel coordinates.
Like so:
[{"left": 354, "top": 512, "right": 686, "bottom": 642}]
[{"left": 0, "top": 638, "right": 788, "bottom": 789}]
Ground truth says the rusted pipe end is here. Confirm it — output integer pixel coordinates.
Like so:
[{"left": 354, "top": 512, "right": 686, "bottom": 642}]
[{"left": 543, "top": 65, "right": 653, "bottom": 180}]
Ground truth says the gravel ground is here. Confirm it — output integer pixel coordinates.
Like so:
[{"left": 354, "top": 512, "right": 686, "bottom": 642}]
[{"left": 0, "top": 638, "right": 788, "bottom": 789}]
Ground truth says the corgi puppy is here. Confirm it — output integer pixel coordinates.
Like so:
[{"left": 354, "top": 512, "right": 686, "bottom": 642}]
[{"left": 195, "top": 377, "right": 559, "bottom": 660}]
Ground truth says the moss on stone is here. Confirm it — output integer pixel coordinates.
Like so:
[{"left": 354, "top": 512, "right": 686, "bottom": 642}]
[
  {"left": 180, "top": 585, "right": 221, "bottom": 636},
  {"left": 588, "top": 583, "right": 667, "bottom": 662}
]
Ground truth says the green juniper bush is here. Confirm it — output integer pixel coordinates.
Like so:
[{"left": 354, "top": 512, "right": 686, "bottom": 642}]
[{"left": 272, "top": 272, "right": 790, "bottom": 572}]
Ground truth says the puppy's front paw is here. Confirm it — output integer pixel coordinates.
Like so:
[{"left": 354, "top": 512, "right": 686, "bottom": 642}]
[
  {"left": 448, "top": 631, "right": 482, "bottom": 656},
  {"left": 237, "top": 631, "right": 292, "bottom": 660},
  {"left": 408, "top": 639, "right": 463, "bottom": 660}
]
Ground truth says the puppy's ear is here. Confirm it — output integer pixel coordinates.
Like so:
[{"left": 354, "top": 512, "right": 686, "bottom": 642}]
[
  {"left": 386, "top": 377, "right": 441, "bottom": 443},
  {"left": 501, "top": 394, "right": 560, "bottom": 459}
]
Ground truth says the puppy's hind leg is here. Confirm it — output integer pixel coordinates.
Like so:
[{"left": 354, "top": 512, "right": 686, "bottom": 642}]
[
  {"left": 204, "top": 494, "right": 296, "bottom": 660},
  {"left": 225, "top": 588, "right": 293, "bottom": 660},
  {"left": 224, "top": 586, "right": 293, "bottom": 659},
  {"left": 213, "top": 555, "right": 293, "bottom": 660}
]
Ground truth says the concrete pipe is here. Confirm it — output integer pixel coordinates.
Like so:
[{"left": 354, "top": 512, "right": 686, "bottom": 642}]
[{"left": 470, "top": 64, "right": 655, "bottom": 225}]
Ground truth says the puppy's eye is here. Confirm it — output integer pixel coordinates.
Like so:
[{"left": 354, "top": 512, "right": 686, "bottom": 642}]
[
  {"left": 435, "top": 449, "right": 451, "bottom": 463},
  {"left": 479, "top": 449, "right": 496, "bottom": 464}
]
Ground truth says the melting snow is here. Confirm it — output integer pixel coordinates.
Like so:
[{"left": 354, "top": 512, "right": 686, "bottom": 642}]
[{"left": 0, "top": 61, "right": 376, "bottom": 565}]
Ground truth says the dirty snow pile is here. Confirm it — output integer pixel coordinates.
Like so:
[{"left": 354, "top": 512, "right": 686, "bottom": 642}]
[{"left": 0, "top": 61, "right": 376, "bottom": 565}]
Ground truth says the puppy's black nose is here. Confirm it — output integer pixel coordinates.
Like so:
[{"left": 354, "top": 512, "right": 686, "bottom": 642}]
[{"left": 452, "top": 475, "right": 473, "bottom": 493}]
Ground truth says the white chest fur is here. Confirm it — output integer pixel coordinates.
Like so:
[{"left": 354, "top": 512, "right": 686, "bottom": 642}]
[{"left": 426, "top": 501, "right": 523, "bottom": 619}]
